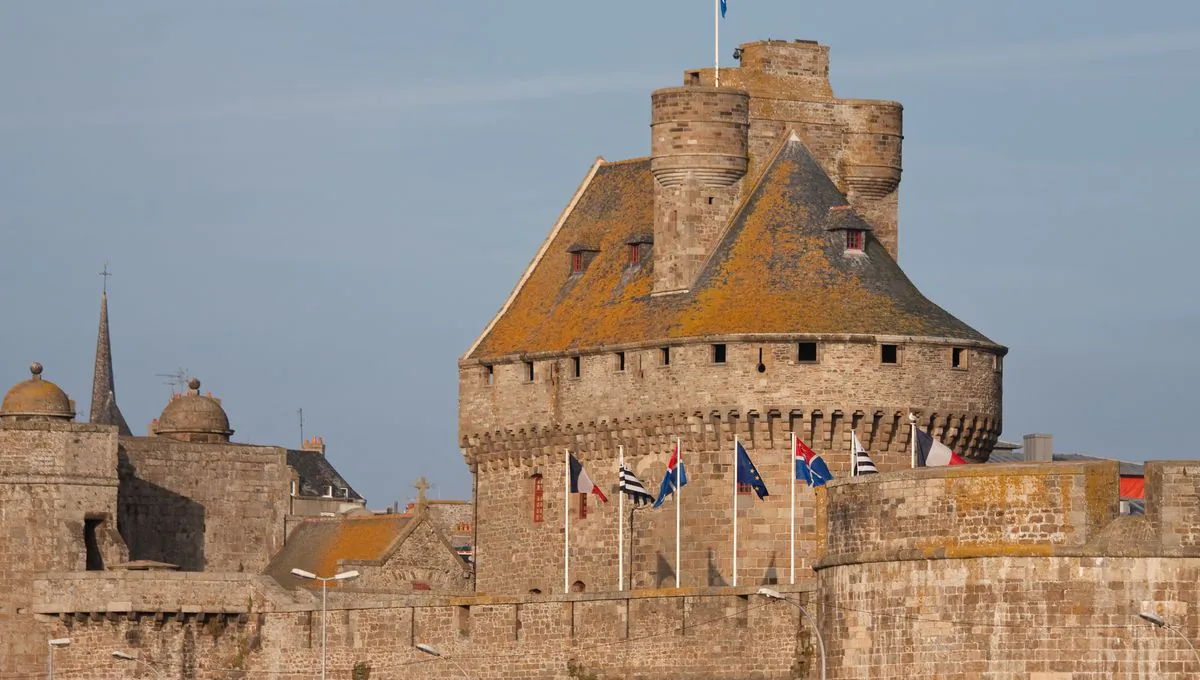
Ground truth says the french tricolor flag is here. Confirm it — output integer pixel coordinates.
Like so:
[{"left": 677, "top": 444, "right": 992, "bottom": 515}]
[
  {"left": 914, "top": 427, "right": 968, "bottom": 467},
  {"left": 569, "top": 454, "right": 608, "bottom": 502}
]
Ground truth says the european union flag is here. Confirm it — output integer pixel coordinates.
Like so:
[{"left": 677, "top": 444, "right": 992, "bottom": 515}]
[
  {"left": 720, "top": 0, "right": 727, "bottom": 18},
  {"left": 736, "top": 441, "right": 768, "bottom": 500}
]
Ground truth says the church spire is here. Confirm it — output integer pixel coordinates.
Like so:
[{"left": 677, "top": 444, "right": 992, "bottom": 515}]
[{"left": 90, "top": 264, "right": 131, "bottom": 435}]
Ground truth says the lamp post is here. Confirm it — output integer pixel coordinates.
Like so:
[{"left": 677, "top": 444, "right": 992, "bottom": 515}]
[
  {"left": 415, "top": 643, "right": 471, "bottom": 679},
  {"left": 291, "top": 567, "right": 360, "bottom": 680},
  {"left": 111, "top": 650, "right": 163, "bottom": 679},
  {"left": 47, "top": 638, "right": 70, "bottom": 680},
  {"left": 1138, "top": 612, "right": 1200, "bottom": 668},
  {"left": 757, "top": 588, "right": 826, "bottom": 680}
]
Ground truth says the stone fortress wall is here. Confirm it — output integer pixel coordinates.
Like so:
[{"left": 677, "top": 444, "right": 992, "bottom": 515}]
[
  {"left": 33, "top": 573, "right": 815, "bottom": 680},
  {"left": 462, "top": 338, "right": 1002, "bottom": 594},
  {"left": 0, "top": 421, "right": 128, "bottom": 671},
  {"left": 814, "top": 460, "right": 1200, "bottom": 679},
  {"left": 118, "top": 438, "right": 292, "bottom": 573}
]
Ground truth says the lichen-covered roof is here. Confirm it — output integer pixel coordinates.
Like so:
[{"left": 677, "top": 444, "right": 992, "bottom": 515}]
[
  {"left": 467, "top": 135, "right": 996, "bottom": 361},
  {"left": 265, "top": 516, "right": 412, "bottom": 589}
]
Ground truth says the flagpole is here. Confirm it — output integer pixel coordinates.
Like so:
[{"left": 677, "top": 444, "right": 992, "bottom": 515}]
[
  {"left": 732, "top": 434, "right": 738, "bottom": 587},
  {"left": 789, "top": 431, "right": 795, "bottom": 586},
  {"left": 618, "top": 445, "right": 625, "bottom": 592},
  {"left": 564, "top": 448, "right": 570, "bottom": 594},
  {"left": 714, "top": 0, "right": 720, "bottom": 88},
  {"left": 850, "top": 429, "right": 856, "bottom": 478},
  {"left": 909, "top": 414, "right": 917, "bottom": 468},
  {"left": 675, "top": 436, "right": 682, "bottom": 589}
]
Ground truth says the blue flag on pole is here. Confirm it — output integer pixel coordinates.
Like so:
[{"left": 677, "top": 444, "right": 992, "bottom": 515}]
[
  {"left": 720, "top": 0, "right": 727, "bottom": 18},
  {"left": 653, "top": 444, "right": 687, "bottom": 508},
  {"left": 736, "top": 441, "right": 769, "bottom": 499}
]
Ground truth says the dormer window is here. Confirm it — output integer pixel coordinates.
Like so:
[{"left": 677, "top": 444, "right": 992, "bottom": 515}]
[
  {"left": 845, "top": 230, "right": 865, "bottom": 251},
  {"left": 571, "top": 252, "right": 583, "bottom": 273}
]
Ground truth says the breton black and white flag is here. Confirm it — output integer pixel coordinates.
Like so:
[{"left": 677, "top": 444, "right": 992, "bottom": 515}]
[
  {"left": 851, "top": 432, "right": 879, "bottom": 476},
  {"left": 619, "top": 464, "right": 655, "bottom": 506}
]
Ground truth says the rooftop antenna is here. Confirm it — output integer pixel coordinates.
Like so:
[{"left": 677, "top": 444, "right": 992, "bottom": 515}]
[
  {"left": 154, "top": 367, "right": 189, "bottom": 395},
  {"left": 298, "top": 408, "right": 304, "bottom": 447}
]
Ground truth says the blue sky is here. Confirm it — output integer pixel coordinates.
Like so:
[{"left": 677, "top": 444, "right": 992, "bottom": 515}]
[{"left": 2, "top": 1, "right": 1197, "bottom": 505}]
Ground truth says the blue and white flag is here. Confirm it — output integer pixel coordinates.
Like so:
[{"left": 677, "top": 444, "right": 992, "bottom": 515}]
[{"left": 720, "top": 0, "right": 727, "bottom": 18}]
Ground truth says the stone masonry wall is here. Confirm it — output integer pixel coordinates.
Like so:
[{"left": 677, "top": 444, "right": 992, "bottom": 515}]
[
  {"left": 460, "top": 339, "right": 1003, "bottom": 458},
  {"left": 688, "top": 40, "right": 904, "bottom": 258},
  {"left": 33, "top": 584, "right": 817, "bottom": 679},
  {"left": 813, "top": 461, "right": 1200, "bottom": 678},
  {"left": 118, "top": 438, "right": 291, "bottom": 573},
  {"left": 0, "top": 421, "right": 127, "bottom": 673}
]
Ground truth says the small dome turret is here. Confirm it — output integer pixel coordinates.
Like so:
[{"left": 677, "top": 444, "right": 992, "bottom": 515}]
[
  {"left": 0, "top": 363, "right": 76, "bottom": 423},
  {"left": 154, "top": 377, "right": 233, "bottom": 443}
]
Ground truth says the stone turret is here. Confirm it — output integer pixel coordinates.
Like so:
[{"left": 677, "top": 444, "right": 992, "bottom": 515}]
[{"left": 650, "top": 86, "right": 749, "bottom": 294}]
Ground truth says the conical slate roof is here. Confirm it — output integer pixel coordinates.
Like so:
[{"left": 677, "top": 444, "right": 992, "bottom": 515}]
[
  {"left": 467, "top": 134, "right": 998, "bottom": 360},
  {"left": 89, "top": 292, "right": 131, "bottom": 435}
]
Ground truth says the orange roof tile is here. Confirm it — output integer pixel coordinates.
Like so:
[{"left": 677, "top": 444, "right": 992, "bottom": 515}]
[{"left": 467, "top": 135, "right": 999, "bottom": 361}]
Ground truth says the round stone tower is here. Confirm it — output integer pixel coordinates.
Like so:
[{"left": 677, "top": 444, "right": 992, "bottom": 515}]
[{"left": 650, "top": 86, "right": 749, "bottom": 294}]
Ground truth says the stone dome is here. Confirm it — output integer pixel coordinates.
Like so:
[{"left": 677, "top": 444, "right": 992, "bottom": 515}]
[
  {"left": 0, "top": 363, "right": 75, "bottom": 422},
  {"left": 154, "top": 377, "right": 233, "bottom": 443}
]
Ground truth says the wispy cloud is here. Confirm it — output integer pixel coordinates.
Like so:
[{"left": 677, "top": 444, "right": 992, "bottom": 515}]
[
  {"left": 0, "top": 71, "right": 661, "bottom": 130},
  {"left": 841, "top": 29, "right": 1200, "bottom": 78}
]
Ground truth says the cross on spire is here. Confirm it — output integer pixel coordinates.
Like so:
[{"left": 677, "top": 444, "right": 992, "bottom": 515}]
[
  {"left": 414, "top": 477, "right": 430, "bottom": 511},
  {"left": 99, "top": 261, "right": 112, "bottom": 294}
]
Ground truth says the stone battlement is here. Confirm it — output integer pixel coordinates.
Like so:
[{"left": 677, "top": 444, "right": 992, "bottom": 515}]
[{"left": 816, "top": 460, "right": 1200, "bottom": 569}]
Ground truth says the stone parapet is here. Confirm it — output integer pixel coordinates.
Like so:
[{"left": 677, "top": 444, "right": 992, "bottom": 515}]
[{"left": 816, "top": 461, "right": 1121, "bottom": 569}]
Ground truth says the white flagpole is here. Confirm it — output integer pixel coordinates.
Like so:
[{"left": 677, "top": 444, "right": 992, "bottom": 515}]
[
  {"left": 851, "top": 429, "right": 857, "bottom": 478},
  {"left": 618, "top": 445, "right": 625, "bottom": 592},
  {"left": 714, "top": 0, "right": 720, "bottom": 88},
  {"left": 732, "top": 434, "right": 739, "bottom": 587},
  {"left": 789, "top": 431, "right": 795, "bottom": 585},
  {"left": 564, "top": 448, "right": 570, "bottom": 594},
  {"left": 675, "top": 436, "right": 682, "bottom": 589},
  {"left": 910, "top": 414, "right": 917, "bottom": 468}
]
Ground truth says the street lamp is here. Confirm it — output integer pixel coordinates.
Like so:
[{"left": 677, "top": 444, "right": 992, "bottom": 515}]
[
  {"left": 291, "top": 567, "right": 360, "bottom": 680},
  {"left": 415, "top": 643, "right": 471, "bottom": 679},
  {"left": 47, "top": 638, "right": 70, "bottom": 680},
  {"left": 757, "top": 588, "right": 826, "bottom": 680},
  {"left": 1137, "top": 611, "right": 1200, "bottom": 668},
  {"left": 111, "top": 650, "right": 163, "bottom": 679}
]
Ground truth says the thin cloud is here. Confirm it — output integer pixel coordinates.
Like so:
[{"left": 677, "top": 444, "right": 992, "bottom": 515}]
[
  {"left": 0, "top": 71, "right": 661, "bottom": 130},
  {"left": 841, "top": 29, "right": 1200, "bottom": 78}
]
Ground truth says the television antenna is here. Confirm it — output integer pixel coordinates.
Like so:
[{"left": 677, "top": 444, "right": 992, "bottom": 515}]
[{"left": 154, "top": 367, "right": 189, "bottom": 395}]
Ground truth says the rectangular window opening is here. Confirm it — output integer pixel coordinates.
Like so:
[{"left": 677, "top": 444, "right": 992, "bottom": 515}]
[
  {"left": 846, "top": 230, "right": 865, "bottom": 251},
  {"left": 706, "top": 196, "right": 716, "bottom": 205},
  {"left": 797, "top": 342, "right": 818, "bottom": 363},
  {"left": 84, "top": 518, "right": 104, "bottom": 571},
  {"left": 524, "top": 361, "right": 535, "bottom": 382},
  {"left": 616, "top": 351, "right": 626, "bottom": 372},
  {"left": 628, "top": 244, "right": 640, "bottom": 265},
  {"left": 579, "top": 493, "right": 588, "bottom": 520},
  {"left": 881, "top": 344, "right": 899, "bottom": 365},
  {"left": 484, "top": 365, "right": 494, "bottom": 386},
  {"left": 660, "top": 347, "right": 671, "bottom": 366},
  {"left": 571, "top": 356, "right": 581, "bottom": 378},
  {"left": 571, "top": 252, "right": 583, "bottom": 274},
  {"left": 737, "top": 483, "right": 753, "bottom": 496},
  {"left": 951, "top": 347, "right": 966, "bottom": 369},
  {"left": 712, "top": 344, "right": 727, "bottom": 364},
  {"left": 994, "top": 355, "right": 1003, "bottom": 373}
]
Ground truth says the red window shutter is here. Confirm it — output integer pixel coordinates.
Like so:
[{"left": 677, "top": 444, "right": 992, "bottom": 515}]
[{"left": 532, "top": 476, "right": 544, "bottom": 523}]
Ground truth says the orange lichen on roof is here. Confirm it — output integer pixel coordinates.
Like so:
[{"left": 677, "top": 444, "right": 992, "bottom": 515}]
[
  {"left": 266, "top": 516, "right": 411, "bottom": 589},
  {"left": 468, "top": 136, "right": 995, "bottom": 361}
]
